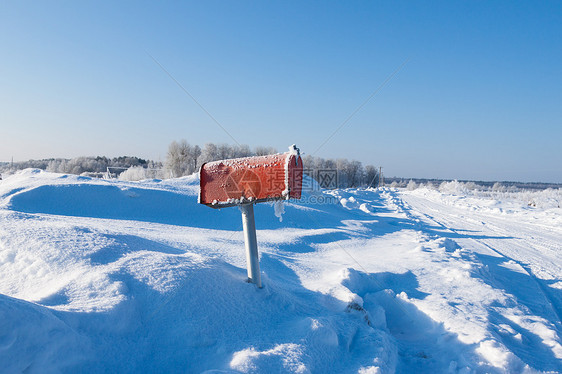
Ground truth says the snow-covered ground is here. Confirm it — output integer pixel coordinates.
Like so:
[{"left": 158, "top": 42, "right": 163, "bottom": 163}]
[{"left": 1, "top": 170, "right": 561, "bottom": 373}]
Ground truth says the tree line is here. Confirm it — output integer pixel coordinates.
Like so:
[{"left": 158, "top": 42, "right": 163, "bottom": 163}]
[
  {"left": 0, "top": 156, "right": 161, "bottom": 178},
  {"left": 1, "top": 141, "right": 380, "bottom": 188},
  {"left": 166, "top": 140, "right": 380, "bottom": 188},
  {"left": 164, "top": 140, "right": 279, "bottom": 178}
]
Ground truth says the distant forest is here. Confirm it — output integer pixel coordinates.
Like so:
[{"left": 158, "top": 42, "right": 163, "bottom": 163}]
[
  {"left": 386, "top": 177, "right": 562, "bottom": 191},
  {"left": 0, "top": 156, "right": 161, "bottom": 179},
  {"left": 3, "top": 144, "right": 560, "bottom": 190},
  {"left": 0, "top": 141, "right": 381, "bottom": 189}
]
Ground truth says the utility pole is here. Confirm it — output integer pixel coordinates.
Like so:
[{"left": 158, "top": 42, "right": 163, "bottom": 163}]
[{"left": 379, "top": 167, "right": 384, "bottom": 188}]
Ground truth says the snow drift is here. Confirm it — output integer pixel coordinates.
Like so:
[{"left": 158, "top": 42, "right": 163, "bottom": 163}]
[{"left": 0, "top": 169, "right": 561, "bottom": 373}]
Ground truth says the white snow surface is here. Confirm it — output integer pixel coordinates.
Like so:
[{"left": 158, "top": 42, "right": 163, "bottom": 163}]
[{"left": 0, "top": 169, "right": 561, "bottom": 373}]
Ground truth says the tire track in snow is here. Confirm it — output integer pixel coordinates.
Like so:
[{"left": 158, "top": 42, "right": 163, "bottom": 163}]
[{"left": 393, "top": 190, "right": 562, "bottom": 334}]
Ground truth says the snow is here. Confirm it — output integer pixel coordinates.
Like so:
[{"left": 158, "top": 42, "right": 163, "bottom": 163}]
[
  {"left": 1, "top": 169, "right": 561, "bottom": 373},
  {"left": 274, "top": 200, "right": 285, "bottom": 222}
]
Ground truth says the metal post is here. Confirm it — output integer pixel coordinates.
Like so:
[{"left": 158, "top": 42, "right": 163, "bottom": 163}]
[{"left": 240, "top": 203, "right": 262, "bottom": 288}]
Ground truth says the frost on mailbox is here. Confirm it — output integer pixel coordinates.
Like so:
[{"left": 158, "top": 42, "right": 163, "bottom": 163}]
[{"left": 199, "top": 145, "right": 303, "bottom": 208}]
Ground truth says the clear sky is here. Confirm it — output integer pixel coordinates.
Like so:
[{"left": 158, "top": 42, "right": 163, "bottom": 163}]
[{"left": 1, "top": 1, "right": 561, "bottom": 183}]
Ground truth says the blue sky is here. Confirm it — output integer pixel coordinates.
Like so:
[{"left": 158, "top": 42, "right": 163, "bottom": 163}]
[{"left": 1, "top": 1, "right": 561, "bottom": 182}]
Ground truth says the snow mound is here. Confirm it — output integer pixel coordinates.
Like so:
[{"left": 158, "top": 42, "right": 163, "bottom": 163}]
[{"left": 0, "top": 294, "right": 87, "bottom": 373}]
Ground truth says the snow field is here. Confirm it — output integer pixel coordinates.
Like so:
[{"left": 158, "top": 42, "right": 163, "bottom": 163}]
[{"left": 0, "top": 169, "right": 561, "bottom": 373}]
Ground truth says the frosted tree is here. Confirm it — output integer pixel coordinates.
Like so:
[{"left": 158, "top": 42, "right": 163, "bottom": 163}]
[
  {"left": 197, "top": 143, "right": 254, "bottom": 168},
  {"left": 118, "top": 166, "right": 147, "bottom": 181},
  {"left": 365, "top": 165, "right": 379, "bottom": 188},
  {"left": 346, "top": 160, "right": 364, "bottom": 187},
  {"left": 198, "top": 143, "right": 219, "bottom": 167},
  {"left": 336, "top": 159, "right": 350, "bottom": 187},
  {"left": 165, "top": 140, "right": 201, "bottom": 177},
  {"left": 254, "top": 146, "right": 278, "bottom": 156}
]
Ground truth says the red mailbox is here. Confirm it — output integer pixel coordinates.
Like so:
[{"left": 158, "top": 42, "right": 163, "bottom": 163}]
[
  {"left": 198, "top": 145, "right": 303, "bottom": 288},
  {"left": 199, "top": 145, "right": 303, "bottom": 208}
]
